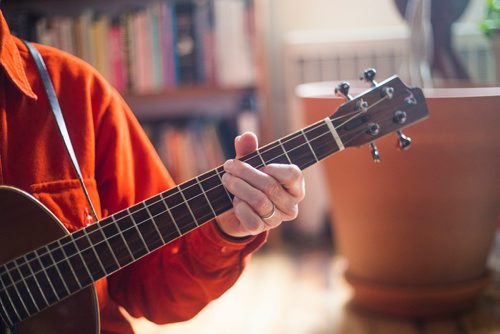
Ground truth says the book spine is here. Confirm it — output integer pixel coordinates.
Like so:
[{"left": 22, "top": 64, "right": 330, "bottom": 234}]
[
  {"left": 174, "top": 0, "right": 197, "bottom": 85},
  {"left": 160, "top": 1, "right": 177, "bottom": 88},
  {"left": 213, "top": 0, "right": 255, "bottom": 87},
  {"left": 109, "top": 22, "right": 127, "bottom": 92},
  {"left": 148, "top": 3, "right": 163, "bottom": 91}
]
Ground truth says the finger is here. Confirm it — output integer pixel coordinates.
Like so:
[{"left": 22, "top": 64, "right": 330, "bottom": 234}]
[
  {"left": 233, "top": 197, "right": 281, "bottom": 232},
  {"left": 234, "top": 132, "right": 258, "bottom": 158},
  {"left": 222, "top": 172, "right": 274, "bottom": 219},
  {"left": 223, "top": 160, "right": 300, "bottom": 220},
  {"left": 261, "top": 164, "right": 305, "bottom": 199}
]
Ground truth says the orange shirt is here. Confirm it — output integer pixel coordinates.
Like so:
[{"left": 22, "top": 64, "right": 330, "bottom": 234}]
[{"left": 0, "top": 11, "right": 265, "bottom": 333}]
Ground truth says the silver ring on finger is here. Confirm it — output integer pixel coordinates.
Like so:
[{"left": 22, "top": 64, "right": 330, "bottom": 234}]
[{"left": 260, "top": 204, "right": 276, "bottom": 221}]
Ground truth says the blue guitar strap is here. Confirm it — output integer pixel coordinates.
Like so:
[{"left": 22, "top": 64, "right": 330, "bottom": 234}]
[{"left": 23, "top": 40, "right": 99, "bottom": 222}]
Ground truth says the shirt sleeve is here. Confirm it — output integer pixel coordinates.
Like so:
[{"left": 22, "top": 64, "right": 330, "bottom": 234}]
[{"left": 95, "top": 90, "right": 267, "bottom": 323}]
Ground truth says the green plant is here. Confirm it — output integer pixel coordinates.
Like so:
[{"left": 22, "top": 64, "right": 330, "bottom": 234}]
[{"left": 480, "top": 0, "right": 500, "bottom": 38}]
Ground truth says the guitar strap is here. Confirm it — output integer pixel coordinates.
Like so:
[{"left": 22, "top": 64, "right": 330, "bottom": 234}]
[{"left": 23, "top": 41, "right": 99, "bottom": 222}]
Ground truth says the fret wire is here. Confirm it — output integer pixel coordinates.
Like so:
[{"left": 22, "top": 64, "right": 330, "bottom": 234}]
[
  {"left": 132, "top": 203, "right": 164, "bottom": 251},
  {"left": 46, "top": 246, "right": 70, "bottom": 297},
  {"left": 255, "top": 150, "right": 266, "bottom": 166},
  {"left": 84, "top": 230, "right": 108, "bottom": 276},
  {"left": 69, "top": 237, "right": 94, "bottom": 286},
  {"left": 23, "top": 255, "right": 49, "bottom": 307},
  {"left": 177, "top": 185, "right": 199, "bottom": 227},
  {"left": 0, "top": 276, "right": 16, "bottom": 326},
  {"left": 196, "top": 176, "right": 217, "bottom": 217},
  {"left": 215, "top": 167, "right": 232, "bottom": 203},
  {"left": 3, "top": 111, "right": 371, "bottom": 294},
  {"left": 4, "top": 267, "right": 28, "bottom": 317},
  {"left": 13, "top": 260, "right": 40, "bottom": 313},
  {"left": 160, "top": 193, "right": 182, "bottom": 236},
  {"left": 301, "top": 129, "right": 319, "bottom": 162},
  {"left": 0, "top": 297, "right": 13, "bottom": 327},
  {"left": 126, "top": 208, "right": 151, "bottom": 252},
  {"left": 142, "top": 202, "right": 166, "bottom": 244},
  {"left": 110, "top": 215, "right": 136, "bottom": 261},
  {"left": 97, "top": 227, "right": 121, "bottom": 270},
  {"left": 57, "top": 240, "right": 82, "bottom": 290},
  {"left": 278, "top": 139, "right": 293, "bottom": 164},
  {"left": 33, "top": 250, "right": 60, "bottom": 302}
]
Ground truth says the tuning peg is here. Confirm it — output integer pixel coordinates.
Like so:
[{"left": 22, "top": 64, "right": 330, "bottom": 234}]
[
  {"left": 369, "top": 142, "right": 381, "bottom": 163},
  {"left": 360, "top": 68, "right": 377, "bottom": 87},
  {"left": 396, "top": 130, "right": 412, "bottom": 150},
  {"left": 335, "top": 82, "right": 352, "bottom": 100}
]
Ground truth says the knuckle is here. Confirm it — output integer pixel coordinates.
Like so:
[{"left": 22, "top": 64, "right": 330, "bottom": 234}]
[
  {"left": 264, "top": 178, "right": 281, "bottom": 197},
  {"left": 234, "top": 160, "right": 250, "bottom": 175},
  {"left": 246, "top": 215, "right": 262, "bottom": 232},
  {"left": 285, "top": 204, "right": 299, "bottom": 221},
  {"left": 290, "top": 165, "right": 303, "bottom": 182},
  {"left": 253, "top": 194, "right": 269, "bottom": 212}
]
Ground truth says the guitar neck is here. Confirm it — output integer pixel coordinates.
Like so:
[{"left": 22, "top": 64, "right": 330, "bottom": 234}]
[{"left": 1, "top": 116, "right": 343, "bottom": 321}]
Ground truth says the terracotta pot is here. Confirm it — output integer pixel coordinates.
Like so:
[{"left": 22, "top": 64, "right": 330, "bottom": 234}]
[{"left": 298, "top": 84, "right": 500, "bottom": 317}]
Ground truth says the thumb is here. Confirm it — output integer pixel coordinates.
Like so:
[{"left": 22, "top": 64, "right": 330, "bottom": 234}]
[{"left": 234, "top": 132, "right": 258, "bottom": 159}]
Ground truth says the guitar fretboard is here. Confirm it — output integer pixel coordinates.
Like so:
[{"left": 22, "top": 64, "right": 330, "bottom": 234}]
[{"left": 0, "top": 116, "right": 345, "bottom": 326}]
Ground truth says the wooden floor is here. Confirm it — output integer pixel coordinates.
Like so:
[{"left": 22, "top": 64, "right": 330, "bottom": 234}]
[{"left": 129, "top": 235, "right": 500, "bottom": 334}]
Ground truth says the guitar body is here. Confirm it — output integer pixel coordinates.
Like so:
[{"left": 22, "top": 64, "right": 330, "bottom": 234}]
[{"left": 0, "top": 186, "right": 99, "bottom": 334}]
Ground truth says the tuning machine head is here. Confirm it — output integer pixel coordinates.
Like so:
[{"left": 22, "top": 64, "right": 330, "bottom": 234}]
[
  {"left": 369, "top": 142, "right": 381, "bottom": 163},
  {"left": 360, "top": 68, "right": 377, "bottom": 87},
  {"left": 396, "top": 131, "right": 412, "bottom": 150},
  {"left": 392, "top": 110, "right": 412, "bottom": 150},
  {"left": 335, "top": 81, "right": 352, "bottom": 101}
]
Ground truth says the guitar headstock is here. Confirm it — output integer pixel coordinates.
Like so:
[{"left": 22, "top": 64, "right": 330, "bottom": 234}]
[{"left": 330, "top": 70, "right": 428, "bottom": 162}]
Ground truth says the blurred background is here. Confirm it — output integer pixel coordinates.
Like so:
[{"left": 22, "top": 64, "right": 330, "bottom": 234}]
[{"left": 3, "top": 0, "right": 499, "bottom": 332}]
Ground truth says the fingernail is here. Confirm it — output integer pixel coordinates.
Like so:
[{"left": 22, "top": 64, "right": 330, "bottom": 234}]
[
  {"left": 224, "top": 159, "right": 234, "bottom": 171},
  {"left": 221, "top": 173, "right": 230, "bottom": 184},
  {"left": 235, "top": 135, "right": 241, "bottom": 143}
]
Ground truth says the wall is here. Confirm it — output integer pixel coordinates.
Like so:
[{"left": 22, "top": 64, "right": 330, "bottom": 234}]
[{"left": 264, "top": 0, "right": 485, "bottom": 136}]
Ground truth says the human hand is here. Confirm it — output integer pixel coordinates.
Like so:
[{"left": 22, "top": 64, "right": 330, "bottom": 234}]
[{"left": 215, "top": 132, "right": 305, "bottom": 238}]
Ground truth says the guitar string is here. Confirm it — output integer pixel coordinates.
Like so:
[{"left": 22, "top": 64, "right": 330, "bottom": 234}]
[
  {"left": 2, "top": 121, "right": 392, "bottom": 325},
  {"left": 0, "top": 111, "right": 377, "bottom": 301},
  {"left": 1, "top": 94, "right": 399, "bottom": 306},
  {"left": 1, "top": 122, "right": 372, "bottom": 321},
  {"left": 0, "top": 116, "right": 348, "bottom": 317},
  {"left": 0, "top": 100, "right": 382, "bottom": 300},
  {"left": 1, "top": 108, "right": 352, "bottom": 264}
]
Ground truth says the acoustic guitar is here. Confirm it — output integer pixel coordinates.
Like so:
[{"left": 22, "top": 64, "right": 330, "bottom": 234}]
[{"left": 0, "top": 74, "right": 428, "bottom": 333}]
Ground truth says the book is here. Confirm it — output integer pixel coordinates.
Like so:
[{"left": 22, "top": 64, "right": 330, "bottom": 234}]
[
  {"left": 73, "top": 10, "right": 94, "bottom": 66},
  {"left": 16, "top": 0, "right": 256, "bottom": 93},
  {"left": 91, "top": 15, "right": 111, "bottom": 82},
  {"left": 159, "top": 1, "right": 177, "bottom": 88},
  {"left": 174, "top": 0, "right": 197, "bottom": 85},
  {"left": 213, "top": 0, "right": 255, "bottom": 87},
  {"left": 109, "top": 20, "right": 127, "bottom": 92}
]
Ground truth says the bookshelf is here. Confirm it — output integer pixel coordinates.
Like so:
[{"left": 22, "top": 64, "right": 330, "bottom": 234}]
[{"left": 3, "top": 0, "right": 269, "bottom": 181}]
